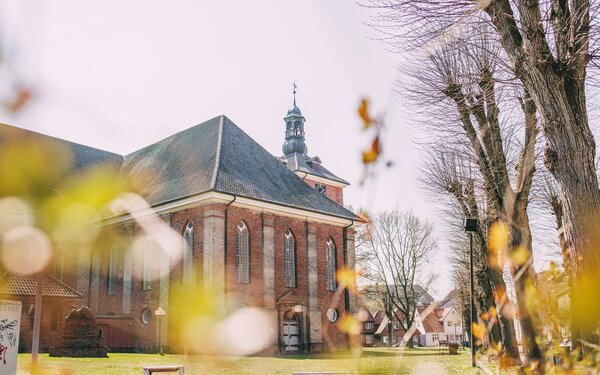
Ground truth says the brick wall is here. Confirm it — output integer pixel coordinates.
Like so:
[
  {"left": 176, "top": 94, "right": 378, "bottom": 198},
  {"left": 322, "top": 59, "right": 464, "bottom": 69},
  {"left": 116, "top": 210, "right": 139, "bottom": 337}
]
[
  {"left": 303, "top": 179, "right": 344, "bottom": 206},
  {"left": 90, "top": 202, "right": 352, "bottom": 353}
]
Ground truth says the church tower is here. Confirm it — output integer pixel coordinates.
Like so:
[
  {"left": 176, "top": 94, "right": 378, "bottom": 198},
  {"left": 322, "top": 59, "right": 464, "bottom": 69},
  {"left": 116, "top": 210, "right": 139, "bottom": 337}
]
[
  {"left": 282, "top": 83, "right": 308, "bottom": 156},
  {"left": 280, "top": 83, "right": 349, "bottom": 205}
]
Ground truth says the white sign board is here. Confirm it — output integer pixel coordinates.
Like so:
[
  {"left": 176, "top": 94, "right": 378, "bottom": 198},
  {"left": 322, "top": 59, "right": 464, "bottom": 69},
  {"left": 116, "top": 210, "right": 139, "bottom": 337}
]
[{"left": 0, "top": 300, "right": 21, "bottom": 375}]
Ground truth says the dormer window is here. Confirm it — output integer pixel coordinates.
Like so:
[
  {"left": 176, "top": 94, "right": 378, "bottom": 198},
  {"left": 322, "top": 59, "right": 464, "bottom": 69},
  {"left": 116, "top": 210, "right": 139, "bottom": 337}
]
[{"left": 315, "top": 183, "right": 327, "bottom": 194}]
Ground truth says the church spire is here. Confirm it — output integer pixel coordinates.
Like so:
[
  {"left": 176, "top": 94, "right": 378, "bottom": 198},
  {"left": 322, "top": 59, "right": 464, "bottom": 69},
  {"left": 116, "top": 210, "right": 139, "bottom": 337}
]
[
  {"left": 282, "top": 82, "right": 307, "bottom": 156},
  {"left": 293, "top": 81, "right": 297, "bottom": 106}
]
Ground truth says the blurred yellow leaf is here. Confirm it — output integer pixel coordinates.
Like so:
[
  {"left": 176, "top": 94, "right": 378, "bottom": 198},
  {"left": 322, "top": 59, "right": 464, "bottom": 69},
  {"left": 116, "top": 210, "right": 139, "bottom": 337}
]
[
  {"left": 337, "top": 267, "right": 357, "bottom": 291},
  {"left": 489, "top": 221, "right": 509, "bottom": 252},
  {"left": 510, "top": 245, "right": 529, "bottom": 266},
  {"left": 338, "top": 314, "right": 361, "bottom": 336},
  {"left": 358, "top": 98, "right": 376, "bottom": 129},
  {"left": 472, "top": 321, "right": 486, "bottom": 339},
  {"left": 488, "top": 221, "right": 509, "bottom": 269},
  {"left": 362, "top": 137, "right": 381, "bottom": 164}
]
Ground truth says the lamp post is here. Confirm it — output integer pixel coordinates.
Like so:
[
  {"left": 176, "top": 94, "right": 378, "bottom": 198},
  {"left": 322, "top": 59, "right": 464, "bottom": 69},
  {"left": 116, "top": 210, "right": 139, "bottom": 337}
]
[
  {"left": 464, "top": 218, "right": 477, "bottom": 368},
  {"left": 154, "top": 307, "right": 166, "bottom": 355}
]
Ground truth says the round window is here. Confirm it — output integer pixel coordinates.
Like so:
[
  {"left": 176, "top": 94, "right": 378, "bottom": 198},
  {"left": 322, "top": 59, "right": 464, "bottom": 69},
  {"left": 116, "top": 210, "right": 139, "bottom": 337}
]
[{"left": 141, "top": 308, "right": 152, "bottom": 325}]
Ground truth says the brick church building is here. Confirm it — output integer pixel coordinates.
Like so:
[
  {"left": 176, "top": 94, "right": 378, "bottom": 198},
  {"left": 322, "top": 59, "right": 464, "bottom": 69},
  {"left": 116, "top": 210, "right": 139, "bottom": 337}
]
[{"left": 0, "top": 90, "right": 361, "bottom": 354}]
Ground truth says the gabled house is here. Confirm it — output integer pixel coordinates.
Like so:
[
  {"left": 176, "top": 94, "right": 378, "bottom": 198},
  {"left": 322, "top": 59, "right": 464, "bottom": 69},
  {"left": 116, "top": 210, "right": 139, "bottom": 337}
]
[
  {"left": 358, "top": 308, "right": 376, "bottom": 346},
  {"left": 373, "top": 310, "right": 418, "bottom": 346},
  {"left": 367, "top": 288, "right": 466, "bottom": 347},
  {"left": 0, "top": 272, "right": 82, "bottom": 352}
]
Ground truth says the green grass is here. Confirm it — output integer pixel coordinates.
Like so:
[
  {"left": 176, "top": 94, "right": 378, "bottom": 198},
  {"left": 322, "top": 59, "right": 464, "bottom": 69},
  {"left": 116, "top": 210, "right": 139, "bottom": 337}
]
[{"left": 16, "top": 348, "right": 492, "bottom": 374}]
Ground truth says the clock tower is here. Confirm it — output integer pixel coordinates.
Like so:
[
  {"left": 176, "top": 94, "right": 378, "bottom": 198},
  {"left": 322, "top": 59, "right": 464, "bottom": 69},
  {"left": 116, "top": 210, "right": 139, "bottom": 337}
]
[{"left": 280, "top": 83, "right": 349, "bottom": 205}]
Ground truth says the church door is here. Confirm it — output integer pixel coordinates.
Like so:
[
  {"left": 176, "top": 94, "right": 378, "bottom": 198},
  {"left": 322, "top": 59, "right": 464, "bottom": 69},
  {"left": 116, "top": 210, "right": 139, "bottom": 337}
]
[{"left": 282, "top": 320, "right": 300, "bottom": 352}]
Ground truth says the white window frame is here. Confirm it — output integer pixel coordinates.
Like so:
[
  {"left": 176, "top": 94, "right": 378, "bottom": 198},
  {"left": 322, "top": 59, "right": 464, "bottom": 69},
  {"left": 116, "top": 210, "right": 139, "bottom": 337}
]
[
  {"left": 365, "top": 322, "right": 374, "bottom": 330},
  {"left": 382, "top": 336, "right": 388, "bottom": 344},
  {"left": 283, "top": 230, "right": 296, "bottom": 288},
  {"left": 432, "top": 333, "right": 439, "bottom": 342},
  {"left": 236, "top": 221, "right": 250, "bottom": 283},
  {"left": 108, "top": 245, "right": 117, "bottom": 295},
  {"left": 325, "top": 238, "right": 337, "bottom": 291},
  {"left": 182, "top": 222, "right": 194, "bottom": 284},
  {"left": 365, "top": 334, "right": 373, "bottom": 344},
  {"left": 143, "top": 237, "right": 152, "bottom": 291},
  {"left": 393, "top": 321, "right": 400, "bottom": 329}
]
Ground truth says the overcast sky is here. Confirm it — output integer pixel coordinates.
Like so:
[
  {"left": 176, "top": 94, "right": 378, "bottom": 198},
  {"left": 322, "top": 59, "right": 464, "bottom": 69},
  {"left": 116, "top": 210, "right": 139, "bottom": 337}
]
[{"left": 0, "top": 1, "right": 457, "bottom": 297}]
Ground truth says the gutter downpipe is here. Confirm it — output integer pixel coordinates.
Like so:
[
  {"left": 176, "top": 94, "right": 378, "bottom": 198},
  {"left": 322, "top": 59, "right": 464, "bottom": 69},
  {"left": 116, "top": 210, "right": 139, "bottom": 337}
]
[
  {"left": 223, "top": 194, "right": 237, "bottom": 309},
  {"left": 342, "top": 219, "right": 354, "bottom": 349}
]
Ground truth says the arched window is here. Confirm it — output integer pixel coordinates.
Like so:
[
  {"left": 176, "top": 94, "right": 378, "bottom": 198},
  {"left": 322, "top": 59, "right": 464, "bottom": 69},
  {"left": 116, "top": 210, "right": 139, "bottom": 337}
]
[
  {"left": 326, "top": 238, "right": 337, "bottom": 291},
  {"left": 236, "top": 221, "right": 250, "bottom": 283},
  {"left": 108, "top": 244, "right": 117, "bottom": 295},
  {"left": 143, "top": 237, "right": 152, "bottom": 291},
  {"left": 284, "top": 230, "right": 296, "bottom": 288},
  {"left": 182, "top": 222, "right": 194, "bottom": 284}
]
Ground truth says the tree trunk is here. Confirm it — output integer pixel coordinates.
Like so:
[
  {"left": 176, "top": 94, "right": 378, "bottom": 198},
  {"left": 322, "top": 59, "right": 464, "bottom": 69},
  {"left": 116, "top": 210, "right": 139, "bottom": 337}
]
[
  {"left": 485, "top": 0, "right": 600, "bottom": 345},
  {"left": 529, "top": 72, "right": 600, "bottom": 346},
  {"left": 487, "top": 267, "right": 522, "bottom": 365},
  {"left": 510, "top": 210, "right": 543, "bottom": 361}
]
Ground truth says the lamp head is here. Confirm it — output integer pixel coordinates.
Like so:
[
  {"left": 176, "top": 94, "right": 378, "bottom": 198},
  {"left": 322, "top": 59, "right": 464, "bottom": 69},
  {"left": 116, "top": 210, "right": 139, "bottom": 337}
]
[{"left": 464, "top": 218, "right": 477, "bottom": 233}]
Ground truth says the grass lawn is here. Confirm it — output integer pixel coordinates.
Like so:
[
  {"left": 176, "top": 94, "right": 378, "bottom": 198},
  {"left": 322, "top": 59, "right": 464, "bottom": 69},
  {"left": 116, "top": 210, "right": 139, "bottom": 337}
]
[{"left": 16, "top": 348, "right": 494, "bottom": 374}]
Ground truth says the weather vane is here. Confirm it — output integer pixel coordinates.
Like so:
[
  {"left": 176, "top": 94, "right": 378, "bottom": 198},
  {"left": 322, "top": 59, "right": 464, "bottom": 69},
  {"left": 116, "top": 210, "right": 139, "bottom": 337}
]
[{"left": 293, "top": 81, "right": 297, "bottom": 105}]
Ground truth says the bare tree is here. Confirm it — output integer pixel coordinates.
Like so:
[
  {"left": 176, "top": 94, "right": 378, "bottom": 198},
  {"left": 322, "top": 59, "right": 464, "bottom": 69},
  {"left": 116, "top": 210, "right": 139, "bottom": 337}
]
[
  {"left": 422, "top": 151, "right": 522, "bottom": 363},
  {"left": 365, "top": 0, "right": 600, "bottom": 346},
  {"left": 357, "top": 208, "right": 437, "bottom": 347}
]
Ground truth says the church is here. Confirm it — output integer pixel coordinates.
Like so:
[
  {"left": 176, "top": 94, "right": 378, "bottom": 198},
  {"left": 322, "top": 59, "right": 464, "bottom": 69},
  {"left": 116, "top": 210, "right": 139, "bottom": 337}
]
[{"left": 0, "top": 89, "right": 361, "bottom": 354}]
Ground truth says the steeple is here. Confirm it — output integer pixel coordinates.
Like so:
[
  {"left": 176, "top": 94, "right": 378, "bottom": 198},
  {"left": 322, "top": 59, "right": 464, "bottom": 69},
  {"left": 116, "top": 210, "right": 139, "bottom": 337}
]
[{"left": 282, "top": 82, "right": 307, "bottom": 156}]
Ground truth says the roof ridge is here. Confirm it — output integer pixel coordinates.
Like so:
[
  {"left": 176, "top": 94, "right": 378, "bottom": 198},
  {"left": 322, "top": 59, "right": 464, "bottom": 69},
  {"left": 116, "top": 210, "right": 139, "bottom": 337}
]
[
  {"left": 44, "top": 273, "right": 83, "bottom": 297},
  {"left": 210, "top": 115, "right": 225, "bottom": 190},
  {"left": 124, "top": 115, "right": 224, "bottom": 158},
  {"left": 0, "top": 122, "right": 122, "bottom": 159}
]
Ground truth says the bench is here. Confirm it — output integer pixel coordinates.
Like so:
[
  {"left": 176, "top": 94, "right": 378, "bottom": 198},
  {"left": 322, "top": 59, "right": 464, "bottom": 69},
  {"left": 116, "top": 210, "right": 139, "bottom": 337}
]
[{"left": 142, "top": 365, "right": 185, "bottom": 374}]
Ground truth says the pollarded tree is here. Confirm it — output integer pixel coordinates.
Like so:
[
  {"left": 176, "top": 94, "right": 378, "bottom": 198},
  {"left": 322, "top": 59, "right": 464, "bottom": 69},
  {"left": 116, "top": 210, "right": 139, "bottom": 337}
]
[
  {"left": 423, "top": 150, "right": 522, "bottom": 361},
  {"left": 365, "top": 0, "right": 600, "bottom": 345}
]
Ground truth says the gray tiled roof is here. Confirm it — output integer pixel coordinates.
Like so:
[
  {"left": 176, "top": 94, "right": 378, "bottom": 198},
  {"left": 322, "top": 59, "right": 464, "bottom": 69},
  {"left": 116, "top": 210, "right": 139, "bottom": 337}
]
[
  {"left": 0, "top": 123, "right": 123, "bottom": 175},
  {"left": 1, "top": 116, "right": 358, "bottom": 221},
  {"left": 281, "top": 153, "right": 350, "bottom": 185},
  {"left": 0, "top": 273, "right": 83, "bottom": 298},
  {"left": 124, "top": 115, "right": 358, "bottom": 220}
]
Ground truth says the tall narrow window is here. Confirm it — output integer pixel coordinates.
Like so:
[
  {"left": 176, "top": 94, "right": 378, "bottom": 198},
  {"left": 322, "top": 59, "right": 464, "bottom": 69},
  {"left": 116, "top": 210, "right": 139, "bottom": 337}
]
[
  {"left": 283, "top": 230, "right": 296, "bottom": 288},
  {"left": 108, "top": 245, "right": 117, "bottom": 295},
  {"left": 326, "top": 238, "right": 337, "bottom": 291},
  {"left": 236, "top": 221, "right": 250, "bottom": 283},
  {"left": 183, "top": 222, "right": 194, "bottom": 284},
  {"left": 143, "top": 237, "right": 152, "bottom": 291}
]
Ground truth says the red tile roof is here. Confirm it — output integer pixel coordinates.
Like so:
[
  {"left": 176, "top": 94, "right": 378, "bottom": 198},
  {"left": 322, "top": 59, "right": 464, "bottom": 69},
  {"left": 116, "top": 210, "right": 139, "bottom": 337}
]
[
  {"left": 418, "top": 306, "right": 444, "bottom": 333},
  {"left": 0, "top": 273, "right": 82, "bottom": 298}
]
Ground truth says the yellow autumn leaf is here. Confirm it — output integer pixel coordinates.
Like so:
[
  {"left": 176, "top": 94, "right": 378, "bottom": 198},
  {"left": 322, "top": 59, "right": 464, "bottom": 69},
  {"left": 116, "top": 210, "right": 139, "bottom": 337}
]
[
  {"left": 488, "top": 221, "right": 509, "bottom": 269},
  {"left": 337, "top": 267, "right": 357, "bottom": 291},
  {"left": 489, "top": 221, "right": 509, "bottom": 252},
  {"left": 472, "top": 321, "right": 486, "bottom": 339},
  {"left": 510, "top": 245, "right": 529, "bottom": 266},
  {"left": 338, "top": 314, "right": 361, "bottom": 335},
  {"left": 358, "top": 98, "right": 376, "bottom": 129},
  {"left": 362, "top": 137, "right": 381, "bottom": 164}
]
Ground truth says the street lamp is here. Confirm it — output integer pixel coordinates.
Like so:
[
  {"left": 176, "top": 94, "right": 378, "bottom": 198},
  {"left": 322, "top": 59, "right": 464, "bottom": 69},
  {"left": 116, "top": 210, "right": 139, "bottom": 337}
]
[
  {"left": 464, "top": 218, "right": 477, "bottom": 368},
  {"left": 154, "top": 307, "right": 166, "bottom": 355}
]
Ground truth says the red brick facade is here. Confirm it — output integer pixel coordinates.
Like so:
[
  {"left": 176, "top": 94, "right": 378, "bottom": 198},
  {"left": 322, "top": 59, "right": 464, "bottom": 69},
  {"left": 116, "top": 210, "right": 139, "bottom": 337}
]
[
  {"left": 89, "top": 201, "right": 357, "bottom": 354},
  {"left": 303, "top": 178, "right": 344, "bottom": 206}
]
